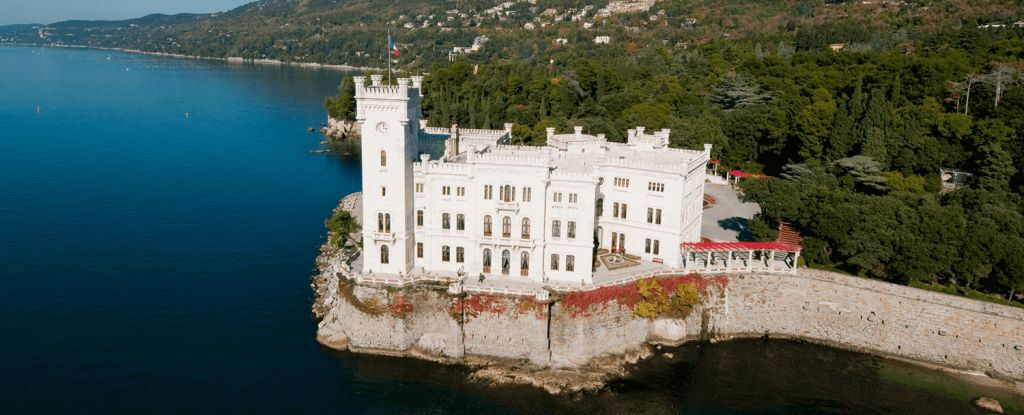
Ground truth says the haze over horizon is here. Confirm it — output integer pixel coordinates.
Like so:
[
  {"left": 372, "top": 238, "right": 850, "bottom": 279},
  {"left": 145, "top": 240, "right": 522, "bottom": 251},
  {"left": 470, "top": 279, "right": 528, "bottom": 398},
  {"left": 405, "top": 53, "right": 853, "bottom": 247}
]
[{"left": 3, "top": 0, "right": 251, "bottom": 25}]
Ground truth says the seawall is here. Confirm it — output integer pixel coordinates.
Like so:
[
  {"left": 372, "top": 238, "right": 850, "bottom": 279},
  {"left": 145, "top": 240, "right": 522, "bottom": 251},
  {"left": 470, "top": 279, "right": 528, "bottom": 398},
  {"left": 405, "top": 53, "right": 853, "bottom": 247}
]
[{"left": 313, "top": 193, "right": 1024, "bottom": 393}]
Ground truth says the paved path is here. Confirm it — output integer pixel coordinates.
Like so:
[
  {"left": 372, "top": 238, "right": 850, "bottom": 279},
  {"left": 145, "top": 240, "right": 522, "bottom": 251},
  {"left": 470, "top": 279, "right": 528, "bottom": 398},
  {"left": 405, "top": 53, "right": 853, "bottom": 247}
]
[{"left": 701, "top": 183, "right": 761, "bottom": 242}]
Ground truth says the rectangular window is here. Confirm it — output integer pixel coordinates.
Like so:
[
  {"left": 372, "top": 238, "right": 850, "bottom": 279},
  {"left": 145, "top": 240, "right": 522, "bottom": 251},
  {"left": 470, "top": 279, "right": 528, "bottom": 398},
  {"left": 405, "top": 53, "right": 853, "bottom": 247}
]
[
  {"left": 523, "top": 187, "right": 531, "bottom": 202},
  {"left": 553, "top": 192, "right": 563, "bottom": 203},
  {"left": 655, "top": 209, "right": 662, "bottom": 225},
  {"left": 457, "top": 214, "right": 465, "bottom": 231},
  {"left": 416, "top": 242, "right": 424, "bottom": 258},
  {"left": 614, "top": 177, "right": 630, "bottom": 188},
  {"left": 442, "top": 213, "right": 451, "bottom": 230},
  {"left": 648, "top": 182, "right": 664, "bottom": 192},
  {"left": 484, "top": 185, "right": 493, "bottom": 200},
  {"left": 653, "top": 240, "right": 660, "bottom": 255},
  {"left": 567, "top": 221, "right": 576, "bottom": 239},
  {"left": 552, "top": 220, "right": 561, "bottom": 238},
  {"left": 442, "top": 246, "right": 450, "bottom": 262},
  {"left": 569, "top": 193, "right": 578, "bottom": 204},
  {"left": 550, "top": 254, "right": 559, "bottom": 271},
  {"left": 620, "top": 203, "right": 628, "bottom": 219},
  {"left": 457, "top": 186, "right": 465, "bottom": 197},
  {"left": 645, "top": 238, "right": 652, "bottom": 254},
  {"left": 442, "top": 186, "right": 451, "bottom": 196},
  {"left": 613, "top": 202, "right": 620, "bottom": 217},
  {"left": 416, "top": 210, "right": 423, "bottom": 227},
  {"left": 647, "top": 208, "right": 654, "bottom": 224},
  {"left": 566, "top": 255, "right": 575, "bottom": 272},
  {"left": 456, "top": 247, "right": 465, "bottom": 263},
  {"left": 381, "top": 186, "right": 387, "bottom": 197},
  {"left": 416, "top": 182, "right": 424, "bottom": 193}
]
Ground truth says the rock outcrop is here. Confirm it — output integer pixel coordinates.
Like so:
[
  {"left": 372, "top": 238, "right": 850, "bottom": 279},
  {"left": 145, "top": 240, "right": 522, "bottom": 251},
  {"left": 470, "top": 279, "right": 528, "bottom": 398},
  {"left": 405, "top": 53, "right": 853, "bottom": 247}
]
[{"left": 321, "top": 117, "right": 359, "bottom": 140}]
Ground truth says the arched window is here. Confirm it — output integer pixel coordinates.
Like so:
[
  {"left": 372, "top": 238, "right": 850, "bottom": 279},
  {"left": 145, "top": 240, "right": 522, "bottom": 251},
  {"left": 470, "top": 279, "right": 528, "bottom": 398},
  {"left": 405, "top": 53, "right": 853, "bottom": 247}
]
[
  {"left": 483, "top": 248, "right": 492, "bottom": 272},
  {"left": 442, "top": 245, "right": 451, "bottom": 262},
  {"left": 596, "top": 198, "right": 603, "bottom": 217},
  {"left": 442, "top": 213, "right": 451, "bottom": 230},
  {"left": 550, "top": 254, "right": 559, "bottom": 271},
  {"left": 384, "top": 213, "right": 391, "bottom": 232},
  {"left": 501, "top": 250, "right": 511, "bottom": 275},
  {"left": 377, "top": 212, "right": 384, "bottom": 232},
  {"left": 520, "top": 252, "right": 529, "bottom": 276},
  {"left": 621, "top": 203, "right": 627, "bottom": 219},
  {"left": 502, "top": 216, "right": 512, "bottom": 238},
  {"left": 613, "top": 202, "right": 620, "bottom": 218},
  {"left": 483, "top": 215, "right": 492, "bottom": 236},
  {"left": 380, "top": 245, "right": 390, "bottom": 264},
  {"left": 457, "top": 214, "right": 465, "bottom": 231},
  {"left": 521, "top": 218, "right": 531, "bottom": 239},
  {"left": 456, "top": 247, "right": 465, "bottom": 263},
  {"left": 567, "top": 221, "right": 576, "bottom": 239},
  {"left": 416, "top": 210, "right": 423, "bottom": 227},
  {"left": 380, "top": 150, "right": 387, "bottom": 167},
  {"left": 552, "top": 220, "right": 561, "bottom": 238},
  {"left": 566, "top": 255, "right": 575, "bottom": 272}
]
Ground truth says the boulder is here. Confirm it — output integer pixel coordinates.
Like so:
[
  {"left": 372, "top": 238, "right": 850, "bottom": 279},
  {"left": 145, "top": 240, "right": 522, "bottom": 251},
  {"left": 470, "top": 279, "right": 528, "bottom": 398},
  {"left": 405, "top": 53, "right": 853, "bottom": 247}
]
[
  {"left": 648, "top": 318, "right": 687, "bottom": 346},
  {"left": 316, "top": 324, "right": 350, "bottom": 351},
  {"left": 974, "top": 397, "right": 1003, "bottom": 413}
]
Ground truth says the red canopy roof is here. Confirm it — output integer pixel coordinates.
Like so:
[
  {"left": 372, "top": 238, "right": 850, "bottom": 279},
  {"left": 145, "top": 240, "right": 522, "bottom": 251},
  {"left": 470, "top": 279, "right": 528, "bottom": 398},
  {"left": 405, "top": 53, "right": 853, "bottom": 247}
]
[
  {"left": 707, "top": 159, "right": 721, "bottom": 165},
  {"left": 681, "top": 241, "right": 801, "bottom": 252},
  {"left": 728, "top": 170, "right": 768, "bottom": 179}
]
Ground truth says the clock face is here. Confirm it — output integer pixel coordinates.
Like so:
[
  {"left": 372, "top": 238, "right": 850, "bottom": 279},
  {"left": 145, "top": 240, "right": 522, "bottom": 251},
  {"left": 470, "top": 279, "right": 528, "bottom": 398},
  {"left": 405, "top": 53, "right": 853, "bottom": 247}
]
[{"left": 375, "top": 122, "right": 388, "bottom": 134}]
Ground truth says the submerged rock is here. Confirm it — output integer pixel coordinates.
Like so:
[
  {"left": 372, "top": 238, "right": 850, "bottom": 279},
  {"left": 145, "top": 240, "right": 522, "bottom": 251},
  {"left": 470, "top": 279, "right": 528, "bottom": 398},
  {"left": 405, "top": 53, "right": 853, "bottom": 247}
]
[{"left": 974, "top": 396, "right": 1004, "bottom": 413}]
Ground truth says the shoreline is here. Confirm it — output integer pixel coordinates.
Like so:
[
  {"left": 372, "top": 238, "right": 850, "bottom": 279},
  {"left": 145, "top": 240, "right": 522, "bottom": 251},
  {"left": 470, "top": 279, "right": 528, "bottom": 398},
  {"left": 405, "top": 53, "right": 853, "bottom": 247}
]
[
  {"left": 2, "top": 42, "right": 381, "bottom": 71},
  {"left": 311, "top": 192, "right": 1024, "bottom": 398}
]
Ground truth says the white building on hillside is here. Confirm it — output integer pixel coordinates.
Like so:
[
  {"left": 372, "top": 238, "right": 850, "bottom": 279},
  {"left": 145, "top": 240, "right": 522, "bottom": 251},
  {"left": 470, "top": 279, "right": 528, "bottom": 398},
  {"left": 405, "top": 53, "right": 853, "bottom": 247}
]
[{"left": 355, "top": 75, "right": 710, "bottom": 285}]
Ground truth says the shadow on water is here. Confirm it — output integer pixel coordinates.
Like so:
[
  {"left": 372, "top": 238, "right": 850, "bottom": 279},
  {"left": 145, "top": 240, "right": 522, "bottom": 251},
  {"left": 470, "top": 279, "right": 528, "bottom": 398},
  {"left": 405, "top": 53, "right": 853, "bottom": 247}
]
[
  {"left": 324, "top": 339, "right": 1024, "bottom": 414},
  {"left": 718, "top": 216, "right": 754, "bottom": 241}
]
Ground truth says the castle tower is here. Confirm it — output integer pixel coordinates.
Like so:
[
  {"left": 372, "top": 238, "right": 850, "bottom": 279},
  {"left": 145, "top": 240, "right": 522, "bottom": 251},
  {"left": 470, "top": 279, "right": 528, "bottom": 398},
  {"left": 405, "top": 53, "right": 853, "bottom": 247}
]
[{"left": 355, "top": 74, "right": 424, "bottom": 275}]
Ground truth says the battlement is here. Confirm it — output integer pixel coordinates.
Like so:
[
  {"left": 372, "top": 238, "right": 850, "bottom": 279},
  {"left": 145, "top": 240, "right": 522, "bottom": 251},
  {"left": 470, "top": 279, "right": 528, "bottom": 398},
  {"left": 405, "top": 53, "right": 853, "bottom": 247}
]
[
  {"left": 414, "top": 160, "right": 472, "bottom": 174},
  {"left": 353, "top": 75, "right": 423, "bottom": 102}
]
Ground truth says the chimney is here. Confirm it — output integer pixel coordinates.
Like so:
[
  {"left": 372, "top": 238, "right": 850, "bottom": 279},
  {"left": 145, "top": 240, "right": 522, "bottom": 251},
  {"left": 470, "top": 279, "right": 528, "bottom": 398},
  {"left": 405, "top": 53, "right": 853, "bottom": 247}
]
[
  {"left": 627, "top": 129, "right": 636, "bottom": 141},
  {"left": 420, "top": 154, "right": 430, "bottom": 163},
  {"left": 574, "top": 126, "right": 583, "bottom": 138},
  {"left": 546, "top": 127, "right": 556, "bottom": 139},
  {"left": 445, "top": 124, "right": 460, "bottom": 159},
  {"left": 370, "top": 74, "right": 383, "bottom": 86}
]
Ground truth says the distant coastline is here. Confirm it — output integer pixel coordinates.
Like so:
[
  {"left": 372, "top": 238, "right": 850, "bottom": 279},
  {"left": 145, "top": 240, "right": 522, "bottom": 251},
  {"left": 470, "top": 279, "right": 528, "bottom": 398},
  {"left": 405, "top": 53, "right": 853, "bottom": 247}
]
[{"left": 2, "top": 42, "right": 379, "bottom": 72}]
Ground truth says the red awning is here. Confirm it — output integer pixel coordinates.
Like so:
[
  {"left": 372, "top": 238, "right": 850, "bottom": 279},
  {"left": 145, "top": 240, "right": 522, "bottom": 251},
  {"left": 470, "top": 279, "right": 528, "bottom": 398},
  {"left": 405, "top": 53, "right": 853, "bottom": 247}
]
[
  {"left": 681, "top": 241, "right": 801, "bottom": 252},
  {"left": 707, "top": 159, "right": 721, "bottom": 165},
  {"left": 728, "top": 170, "right": 768, "bottom": 179}
]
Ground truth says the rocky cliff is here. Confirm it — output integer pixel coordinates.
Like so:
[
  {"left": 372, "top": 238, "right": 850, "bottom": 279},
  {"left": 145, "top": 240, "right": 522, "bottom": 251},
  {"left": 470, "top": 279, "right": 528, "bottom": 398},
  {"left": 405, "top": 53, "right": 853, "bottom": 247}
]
[{"left": 312, "top": 192, "right": 1024, "bottom": 394}]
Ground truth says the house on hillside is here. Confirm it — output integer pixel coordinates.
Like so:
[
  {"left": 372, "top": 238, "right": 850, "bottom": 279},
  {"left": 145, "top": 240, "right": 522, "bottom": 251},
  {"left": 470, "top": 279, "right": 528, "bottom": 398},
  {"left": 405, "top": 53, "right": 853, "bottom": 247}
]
[{"left": 594, "top": 35, "right": 611, "bottom": 44}]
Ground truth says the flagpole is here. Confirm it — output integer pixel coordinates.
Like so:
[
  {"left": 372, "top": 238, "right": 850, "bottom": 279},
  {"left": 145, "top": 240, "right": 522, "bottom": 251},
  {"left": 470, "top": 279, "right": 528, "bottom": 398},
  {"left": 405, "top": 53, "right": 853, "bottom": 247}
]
[{"left": 387, "top": 29, "right": 392, "bottom": 85}]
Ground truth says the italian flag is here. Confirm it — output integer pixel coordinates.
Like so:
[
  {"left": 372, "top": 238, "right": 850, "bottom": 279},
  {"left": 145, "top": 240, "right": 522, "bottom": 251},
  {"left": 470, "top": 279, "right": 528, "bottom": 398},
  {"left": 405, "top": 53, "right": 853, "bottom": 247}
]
[{"left": 389, "top": 34, "right": 400, "bottom": 57}]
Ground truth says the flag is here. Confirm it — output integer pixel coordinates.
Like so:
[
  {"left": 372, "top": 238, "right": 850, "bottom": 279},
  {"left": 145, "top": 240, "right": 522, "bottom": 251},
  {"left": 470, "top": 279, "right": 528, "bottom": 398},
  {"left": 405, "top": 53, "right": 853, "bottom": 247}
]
[{"left": 389, "top": 34, "right": 400, "bottom": 57}]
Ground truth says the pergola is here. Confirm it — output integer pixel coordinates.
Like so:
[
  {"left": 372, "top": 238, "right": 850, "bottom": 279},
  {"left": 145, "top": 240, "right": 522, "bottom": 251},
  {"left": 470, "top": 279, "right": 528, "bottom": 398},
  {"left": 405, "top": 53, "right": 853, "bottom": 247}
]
[
  {"left": 726, "top": 169, "right": 768, "bottom": 186},
  {"left": 681, "top": 241, "right": 800, "bottom": 274}
]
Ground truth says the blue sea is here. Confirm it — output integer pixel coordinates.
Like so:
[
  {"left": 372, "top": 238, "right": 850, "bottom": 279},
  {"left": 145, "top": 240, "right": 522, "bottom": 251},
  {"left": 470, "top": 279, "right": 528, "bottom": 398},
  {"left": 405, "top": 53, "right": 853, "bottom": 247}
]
[{"left": 0, "top": 45, "right": 1020, "bottom": 414}]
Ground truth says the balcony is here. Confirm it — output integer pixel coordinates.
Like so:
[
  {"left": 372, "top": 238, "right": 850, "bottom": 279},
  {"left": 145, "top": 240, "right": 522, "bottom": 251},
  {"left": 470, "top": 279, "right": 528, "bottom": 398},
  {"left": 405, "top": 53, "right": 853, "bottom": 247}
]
[{"left": 496, "top": 200, "right": 519, "bottom": 212}]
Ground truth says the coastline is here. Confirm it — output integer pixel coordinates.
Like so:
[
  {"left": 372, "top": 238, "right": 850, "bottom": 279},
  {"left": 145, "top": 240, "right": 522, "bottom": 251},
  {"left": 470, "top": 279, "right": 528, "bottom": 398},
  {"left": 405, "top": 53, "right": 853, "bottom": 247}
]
[
  {"left": 2, "top": 42, "right": 380, "bottom": 71},
  {"left": 312, "top": 192, "right": 1024, "bottom": 397}
]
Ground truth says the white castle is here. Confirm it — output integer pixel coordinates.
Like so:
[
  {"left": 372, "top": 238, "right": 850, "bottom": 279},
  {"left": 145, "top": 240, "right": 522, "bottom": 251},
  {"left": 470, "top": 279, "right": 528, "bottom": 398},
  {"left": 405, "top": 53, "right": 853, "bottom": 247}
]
[{"left": 356, "top": 74, "right": 710, "bottom": 285}]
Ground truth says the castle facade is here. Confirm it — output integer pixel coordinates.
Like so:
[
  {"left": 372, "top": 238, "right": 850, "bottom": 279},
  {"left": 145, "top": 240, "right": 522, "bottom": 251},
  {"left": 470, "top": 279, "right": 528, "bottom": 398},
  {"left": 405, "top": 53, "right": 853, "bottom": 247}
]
[{"left": 357, "top": 74, "right": 709, "bottom": 284}]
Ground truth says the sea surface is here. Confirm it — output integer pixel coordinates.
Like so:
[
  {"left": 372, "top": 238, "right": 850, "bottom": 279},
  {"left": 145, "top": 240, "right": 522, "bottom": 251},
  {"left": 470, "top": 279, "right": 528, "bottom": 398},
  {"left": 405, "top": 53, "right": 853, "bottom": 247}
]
[{"left": 0, "top": 44, "right": 1020, "bottom": 414}]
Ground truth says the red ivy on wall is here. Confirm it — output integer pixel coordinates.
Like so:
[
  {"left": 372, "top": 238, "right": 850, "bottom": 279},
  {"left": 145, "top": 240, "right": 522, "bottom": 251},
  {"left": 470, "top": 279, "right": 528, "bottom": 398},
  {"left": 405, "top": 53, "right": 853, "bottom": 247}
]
[{"left": 561, "top": 274, "right": 730, "bottom": 318}]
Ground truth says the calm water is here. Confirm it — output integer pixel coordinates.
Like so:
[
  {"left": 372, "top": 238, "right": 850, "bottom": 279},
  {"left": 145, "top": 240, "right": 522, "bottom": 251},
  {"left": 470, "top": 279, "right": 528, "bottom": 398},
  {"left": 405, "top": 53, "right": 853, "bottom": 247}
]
[{"left": 0, "top": 45, "right": 1020, "bottom": 414}]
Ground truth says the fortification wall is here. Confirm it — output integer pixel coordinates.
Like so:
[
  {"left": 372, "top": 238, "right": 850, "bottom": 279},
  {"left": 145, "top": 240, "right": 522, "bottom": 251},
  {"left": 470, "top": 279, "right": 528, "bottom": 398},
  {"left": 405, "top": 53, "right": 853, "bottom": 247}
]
[
  {"left": 316, "top": 192, "right": 1024, "bottom": 389},
  {"left": 719, "top": 270, "right": 1024, "bottom": 380}
]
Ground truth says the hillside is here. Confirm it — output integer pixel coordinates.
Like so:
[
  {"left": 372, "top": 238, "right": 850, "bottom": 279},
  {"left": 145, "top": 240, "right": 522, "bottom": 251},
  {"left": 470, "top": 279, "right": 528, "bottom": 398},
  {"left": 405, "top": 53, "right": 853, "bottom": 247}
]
[{"left": 2, "top": 0, "right": 1022, "bottom": 68}]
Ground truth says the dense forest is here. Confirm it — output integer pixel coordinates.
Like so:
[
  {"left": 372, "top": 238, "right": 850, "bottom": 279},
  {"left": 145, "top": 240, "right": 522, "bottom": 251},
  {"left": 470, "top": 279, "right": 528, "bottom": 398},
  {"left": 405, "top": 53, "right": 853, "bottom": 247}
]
[{"left": 327, "top": 22, "right": 1024, "bottom": 305}]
